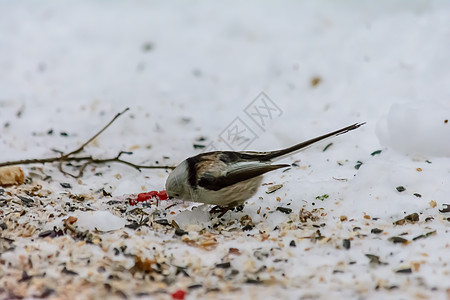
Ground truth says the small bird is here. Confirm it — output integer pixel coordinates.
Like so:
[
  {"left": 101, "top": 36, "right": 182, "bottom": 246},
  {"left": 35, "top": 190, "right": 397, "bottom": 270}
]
[{"left": 166, "top": 123, "right": 364, "bottom": 215}]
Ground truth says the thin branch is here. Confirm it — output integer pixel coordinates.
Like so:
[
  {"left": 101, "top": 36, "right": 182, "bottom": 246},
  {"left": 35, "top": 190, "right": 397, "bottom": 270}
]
[
  {"left": 0, "top": 156, "right": 93, "bottom": 167},
  {"left": 61, "top": 107, "right": 130, "bottom": 159},
  {"left": 0, "top": 108, "right": 175, "bottom": 177}
]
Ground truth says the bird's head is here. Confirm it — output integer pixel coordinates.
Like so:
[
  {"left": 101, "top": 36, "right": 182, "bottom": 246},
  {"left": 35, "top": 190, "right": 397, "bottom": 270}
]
[{"left": 165, "top": 160, "right": 190, "bottom": 200}]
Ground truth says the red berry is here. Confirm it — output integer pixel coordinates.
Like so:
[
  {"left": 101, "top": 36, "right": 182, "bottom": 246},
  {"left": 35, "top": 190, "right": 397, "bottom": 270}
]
[
  {"left": 171, "top": 290, "right": 185, "bottom": 300},
  {"left": 136, "top": 191, "right": 158, "bottom": 202},
  {"left": 136, "top": 193, "right": 150, "bottom": 202},
  {"left": 157, "top": 190, "right": 168, "bottom": 200}
]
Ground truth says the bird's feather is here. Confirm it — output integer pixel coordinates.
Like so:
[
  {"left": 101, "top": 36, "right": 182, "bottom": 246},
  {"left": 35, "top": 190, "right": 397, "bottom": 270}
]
[{"left": 198, "top": 162, "right": 289, "bottom": 191}]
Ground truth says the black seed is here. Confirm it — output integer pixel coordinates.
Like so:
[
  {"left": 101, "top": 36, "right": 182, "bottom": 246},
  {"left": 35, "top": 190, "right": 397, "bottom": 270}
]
[
  {"left": 175, "top": 228, "right": 188, "bottom": 236},
  {"left": 412, "top": 234, "right": 425, "bottom": 241},
  {"left": 413, "top": 193, "right": 422, "bottom": 198},
  {"left": 0, "top": 222, "right": 7, "bottom": 230},
  {"left": 370, "top": 150, "right": 382, "bottom": 156},
  {"left": 371, "top": 228, "right": 383, "bottom": 234},
  {"left": 18, "top": 196, "right": 34, "bottom": 207},
  {"left": 125, "top": 222, "right": 140, "bottom": 230},
  {"left": 60, "top": 183, "right": 72, "bottom": 188},
  {"left": 395, "top": 268, "right": 412, "bottom": 274},
  {"left": 388, "top": 285, "right": 399, "bottom": 290},
  {"left": 216, "top": 262, "right": 231, "bottom": 269},
  {"left": 353, "top": 227, "right": 361, "bottom": 232},
  {"left": 62, "top": 267, "right": 78, "bottom": 276},
  {"left": 289, "top": 240, "right": 296, "bottom": 247},
  {"left": 396, "top": 186, "right": 406, "bottom": 192},
  {"left": 276, "top": 207, "right": 292, "bottom": 214},
  {"left": 245, "top": 279, "right": 262, "bottom": 284},
  {"left": 188, "top": 284, "right": 202, "bottom": 290},
  {"left": 102, "top": 189, "right": 112, "bottom": 197},
  {"left": 354, "top": 161, "right": 363, "bottom": 170},
  {"left": 60, "top": 132, "right": 68, "bottom": 137},
  {"left": 193, "top": 144, "right": 206, "bottom": 149},
  {"left": 404, "top": 213, "right": 419, "bottom": 222},
  {"left": 388, "top": 236, "right": 408, "bottom": 244},
  {"left": 343, "top": 239, "right": 351, "bottom": 249},
  {"left": 242, "top": 225, "right": 253, "bottom": 231}
]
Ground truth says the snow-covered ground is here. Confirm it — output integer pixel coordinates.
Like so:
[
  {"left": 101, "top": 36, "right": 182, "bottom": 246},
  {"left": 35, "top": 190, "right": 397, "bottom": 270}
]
[{"left": 1, "top": 1, "right": 450, "bottom": 299}]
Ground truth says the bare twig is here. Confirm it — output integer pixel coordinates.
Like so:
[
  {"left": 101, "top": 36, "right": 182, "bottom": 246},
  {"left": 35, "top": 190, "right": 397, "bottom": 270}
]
[
  {"left": 61, "top": 108, "right": 130, "bottom": 159},
  {"left": 0, "top": 108, "right": 175, "bottom": 178}
]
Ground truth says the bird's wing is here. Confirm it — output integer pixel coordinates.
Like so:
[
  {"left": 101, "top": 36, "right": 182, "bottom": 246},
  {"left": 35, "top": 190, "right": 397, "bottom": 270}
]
[{"left": 197, "top": 162, "right": 289, "bottom": 191}]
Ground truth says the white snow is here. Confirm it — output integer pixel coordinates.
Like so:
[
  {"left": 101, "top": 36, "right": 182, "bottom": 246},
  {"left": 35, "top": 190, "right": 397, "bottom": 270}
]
[
  {"left": 1, "top": 1, "right": 450, "bottom": 299},
  {"left": 75, "top": 210, "right": 127, "bottom": 231},
  {"left": 377, "top": 101, "right": 450, "bottom": 157}
]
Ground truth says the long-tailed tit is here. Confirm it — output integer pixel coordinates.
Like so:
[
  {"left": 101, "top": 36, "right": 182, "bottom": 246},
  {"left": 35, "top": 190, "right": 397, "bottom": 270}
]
[{"left": 166, "top": 123, "right": 364, "bottom": 215}]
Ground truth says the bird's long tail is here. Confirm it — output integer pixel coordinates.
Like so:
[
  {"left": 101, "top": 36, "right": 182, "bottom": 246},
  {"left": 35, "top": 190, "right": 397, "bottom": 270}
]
[{"left": 260, "top": 122, "right": 365, "bottom": 161}]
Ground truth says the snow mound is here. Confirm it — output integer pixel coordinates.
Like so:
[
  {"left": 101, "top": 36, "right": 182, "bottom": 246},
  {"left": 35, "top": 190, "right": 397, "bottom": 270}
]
[
  {"left": 75, "top": 211, "right": 127, "bottom": 231},
  {"left": 377, "top": 102, "right": 450, "bottom": 157}
]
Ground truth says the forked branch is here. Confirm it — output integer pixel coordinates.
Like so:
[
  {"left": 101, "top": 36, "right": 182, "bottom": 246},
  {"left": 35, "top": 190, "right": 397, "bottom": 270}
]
[{"left": 0, "top": 108, "right": 175, "bottom": 178}]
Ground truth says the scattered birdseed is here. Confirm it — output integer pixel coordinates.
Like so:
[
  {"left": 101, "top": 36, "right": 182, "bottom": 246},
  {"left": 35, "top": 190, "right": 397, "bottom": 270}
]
[
  {"left": 371, "top": 228, "right": 383, "bottom": 234},
  {"left": 342, "top": 239, "right": 351, "bottom": 249},
  {"left": 266, "top": 184, "right": 283, "bottom": 194},
  {"left": 370, "top": 150, "right": 382, "bottom": 156},
  {"left": 396, "top": 186, "right": 406, "bottom": 192},
  {"left": 215, "top": 262, "right": 231, "bottom": 269},
  {"left": 276, "top": 207, "right": 292, "bottom": 214},
  {"left": 395, "top": 268, "right": 412, "bottom": 274},
  {"left": 388, "top": 236, "right": 409, "bottom": 244},
  {"left": 365, "top": 254, "right": 387, "bottom": 265},
  {"left": 354, "top": 161, "right": 363, "bottom": 170}
]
